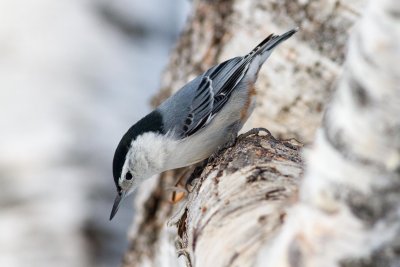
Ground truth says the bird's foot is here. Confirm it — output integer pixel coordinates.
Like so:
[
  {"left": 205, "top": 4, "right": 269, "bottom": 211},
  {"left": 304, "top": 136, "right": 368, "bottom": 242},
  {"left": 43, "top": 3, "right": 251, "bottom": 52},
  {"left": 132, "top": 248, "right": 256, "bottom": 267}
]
[
  {"left": 185, "top": 158, "right": 208, "bottom": 192},
  {"left": 169, "top": 168, "right": 193, "bottom": 204},
  {"left": 237, "top": 127, "right": 277, "bottom": 142},
  {"left": 168, "top": 160, "right": 208, "bottom": 226},
  {"left": 167, "top": 186, "right": 188, "bottom": 204}
]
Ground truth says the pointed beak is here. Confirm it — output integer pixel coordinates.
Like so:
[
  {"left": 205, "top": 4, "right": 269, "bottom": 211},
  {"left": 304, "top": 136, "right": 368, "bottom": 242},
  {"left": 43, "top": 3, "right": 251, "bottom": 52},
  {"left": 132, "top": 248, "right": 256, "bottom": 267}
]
[{"left": 110, "top": 192, "right": 125, "bottom": 220}]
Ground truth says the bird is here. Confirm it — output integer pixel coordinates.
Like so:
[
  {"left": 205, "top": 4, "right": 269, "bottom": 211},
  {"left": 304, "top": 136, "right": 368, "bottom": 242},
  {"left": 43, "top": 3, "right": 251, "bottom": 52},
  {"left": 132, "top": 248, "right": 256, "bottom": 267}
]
[{"left": 110, "top": 28, "right": 298, "bottom": 220}]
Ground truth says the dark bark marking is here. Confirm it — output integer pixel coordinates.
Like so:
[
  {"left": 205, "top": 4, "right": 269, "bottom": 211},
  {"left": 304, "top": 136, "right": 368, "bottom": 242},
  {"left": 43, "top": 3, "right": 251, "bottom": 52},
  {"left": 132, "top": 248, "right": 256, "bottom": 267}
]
[
  {"left": 258, "top": 215, "right": 268, "bottom": 224},
  {"left": 226, "top": 251, "right": 240, "bottom": 267},
  {"left": 177, "top": 209, "right": 188, "bottom": 238},
  {"left": 345, "top": 183, "right": 400, "bottom": 225},
  {"left": 340, "top": 238, "right": 400, "bottom": 267},
  {"left": 288, "top": 239, "right": 304, "bottom": 267},
  {"left": 265, "top": 187, "right": 286, "bottom": 200},
  {"left": 387, "top": 8, "right": 400, "bottom": 19},
  {"left": 349, "top": 75, "right": 371, "bottom": 108}
]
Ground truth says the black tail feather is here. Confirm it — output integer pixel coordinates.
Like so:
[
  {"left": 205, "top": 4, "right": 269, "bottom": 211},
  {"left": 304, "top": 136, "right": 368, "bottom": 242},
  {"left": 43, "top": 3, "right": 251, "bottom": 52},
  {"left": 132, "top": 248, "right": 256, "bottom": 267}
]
[{"left": 248, "top": 27, "right": 298, "bottom": 56}]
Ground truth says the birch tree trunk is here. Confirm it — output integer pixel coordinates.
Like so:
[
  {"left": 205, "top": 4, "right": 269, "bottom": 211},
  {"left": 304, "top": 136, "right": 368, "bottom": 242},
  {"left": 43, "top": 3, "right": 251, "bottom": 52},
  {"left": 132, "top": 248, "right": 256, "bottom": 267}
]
[
  {"left": 256, "top": 0, "right": 400, "bottom": 266},
  {"left": 118, "top": 0, "right": 400, "bottom": 266}
]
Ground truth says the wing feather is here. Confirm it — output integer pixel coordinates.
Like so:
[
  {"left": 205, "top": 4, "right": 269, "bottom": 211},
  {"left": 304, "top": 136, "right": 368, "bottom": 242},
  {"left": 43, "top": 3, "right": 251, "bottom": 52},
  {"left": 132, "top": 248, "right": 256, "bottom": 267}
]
[
  {"left": 183, "top": 76, "right": 214, "bottom": 136},
  {"left": 176, "top": 30, "right": 298, "bottom": 138},
  {"left": 181, "top": 56, "right": 251, "bottom": 137}
]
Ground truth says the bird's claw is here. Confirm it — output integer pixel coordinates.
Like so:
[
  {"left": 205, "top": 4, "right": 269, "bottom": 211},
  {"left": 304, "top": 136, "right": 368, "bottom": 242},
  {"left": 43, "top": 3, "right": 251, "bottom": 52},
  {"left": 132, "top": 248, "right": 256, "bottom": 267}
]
[
  {"left": 237, "top": 127, "right": 276, "bottom": 141},
  {"left": 184, "top": 159, "right": 208, "bottom": 192}
]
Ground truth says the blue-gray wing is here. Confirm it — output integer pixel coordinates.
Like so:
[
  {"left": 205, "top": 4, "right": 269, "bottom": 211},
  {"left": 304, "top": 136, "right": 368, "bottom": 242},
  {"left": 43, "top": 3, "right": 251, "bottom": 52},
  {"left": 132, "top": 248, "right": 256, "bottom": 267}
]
[
  {"left": 160, "top": 32, "right": 293, "bottom": 138},
  {"left": 181, "top": 56, "right": 251, "bottom": 137}
]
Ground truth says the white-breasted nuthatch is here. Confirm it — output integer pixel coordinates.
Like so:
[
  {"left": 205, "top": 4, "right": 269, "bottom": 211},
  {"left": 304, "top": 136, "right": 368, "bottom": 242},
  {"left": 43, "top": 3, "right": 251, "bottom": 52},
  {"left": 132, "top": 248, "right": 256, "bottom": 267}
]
[{"left": 110, "top": 28, "right": 298, "bottom": 220}]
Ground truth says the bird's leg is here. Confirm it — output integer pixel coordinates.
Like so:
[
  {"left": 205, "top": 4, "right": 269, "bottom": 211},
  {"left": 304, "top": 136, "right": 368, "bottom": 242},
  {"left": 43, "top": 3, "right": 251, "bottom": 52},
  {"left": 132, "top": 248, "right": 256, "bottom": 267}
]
[
  {"left": 185, "top": 158, "right": 208, "bottom": 192},
  {"left": 168, "top": 160, "right": 208, "bottom": 226},
  {"left": 167, "top": 167, "right": 193, "bottom": 203}
]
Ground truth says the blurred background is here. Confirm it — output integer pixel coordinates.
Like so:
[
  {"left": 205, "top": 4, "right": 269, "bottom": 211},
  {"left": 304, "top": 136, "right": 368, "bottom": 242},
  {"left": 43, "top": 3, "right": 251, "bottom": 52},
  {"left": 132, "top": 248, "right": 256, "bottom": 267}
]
[{"left": 0, "top": 0, "right": 190, "bottom": 266}]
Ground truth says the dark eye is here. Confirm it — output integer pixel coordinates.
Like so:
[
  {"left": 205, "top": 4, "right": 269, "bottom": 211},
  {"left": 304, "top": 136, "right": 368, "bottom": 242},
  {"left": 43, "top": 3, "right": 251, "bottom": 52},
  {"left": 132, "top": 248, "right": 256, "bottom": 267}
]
[{"left": 125, "top": 172, "right": 133, "bottom": 180}]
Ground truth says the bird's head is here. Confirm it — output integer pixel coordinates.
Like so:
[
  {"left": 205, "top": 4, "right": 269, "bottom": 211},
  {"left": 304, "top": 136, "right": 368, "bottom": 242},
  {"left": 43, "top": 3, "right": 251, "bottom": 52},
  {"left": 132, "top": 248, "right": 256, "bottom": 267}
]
[{"left": 110, "top": 111, "right": 164, "bottom": 220}]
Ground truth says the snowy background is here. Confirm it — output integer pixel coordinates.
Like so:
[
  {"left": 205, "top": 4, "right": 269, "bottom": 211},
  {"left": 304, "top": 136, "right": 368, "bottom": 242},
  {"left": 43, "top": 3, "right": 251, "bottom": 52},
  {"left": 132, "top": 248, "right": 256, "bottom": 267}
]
[{"left": 0, "top": 0, "right": 190, "bottom": 266}]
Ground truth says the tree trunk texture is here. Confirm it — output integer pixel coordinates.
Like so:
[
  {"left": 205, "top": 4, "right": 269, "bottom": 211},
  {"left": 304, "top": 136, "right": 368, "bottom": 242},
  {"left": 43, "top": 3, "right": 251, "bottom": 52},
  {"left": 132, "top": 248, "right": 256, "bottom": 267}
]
[{"left": 120, "top": 0, "right": 399, "bottom": 266}]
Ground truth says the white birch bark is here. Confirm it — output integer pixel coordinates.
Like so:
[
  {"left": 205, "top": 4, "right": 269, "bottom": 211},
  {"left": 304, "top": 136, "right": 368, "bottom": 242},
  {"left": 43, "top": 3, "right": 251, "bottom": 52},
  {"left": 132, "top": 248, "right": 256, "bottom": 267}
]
[{"left": 255, "top": 0, "right": 400, "bottom": 266}]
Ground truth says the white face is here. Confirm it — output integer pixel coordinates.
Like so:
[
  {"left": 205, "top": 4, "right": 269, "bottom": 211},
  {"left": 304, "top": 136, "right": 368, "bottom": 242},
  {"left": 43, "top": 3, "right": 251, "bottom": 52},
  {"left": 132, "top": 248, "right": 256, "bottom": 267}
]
[
  {"left": 118, "top": 131, "right": 176, "bottom": 198},
  {"left": 118, "top": 133, "right": 163, "bottom": 196},
  {"left": 118, "top": 167, "right": 138, "bottom": 196}
]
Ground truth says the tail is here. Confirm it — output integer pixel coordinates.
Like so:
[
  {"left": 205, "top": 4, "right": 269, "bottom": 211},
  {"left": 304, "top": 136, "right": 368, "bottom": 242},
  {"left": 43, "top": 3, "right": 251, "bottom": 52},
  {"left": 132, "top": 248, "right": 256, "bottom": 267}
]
[{"left": 247, "top": 27, "right": 298, "bottom": 58}]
